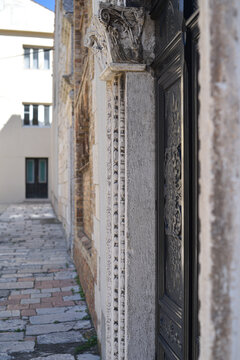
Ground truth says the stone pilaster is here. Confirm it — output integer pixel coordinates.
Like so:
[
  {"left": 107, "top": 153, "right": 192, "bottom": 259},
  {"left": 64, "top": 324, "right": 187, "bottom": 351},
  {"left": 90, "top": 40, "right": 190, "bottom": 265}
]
[{"left": 86, "top": 3, "right": 155, "bottom": 359}]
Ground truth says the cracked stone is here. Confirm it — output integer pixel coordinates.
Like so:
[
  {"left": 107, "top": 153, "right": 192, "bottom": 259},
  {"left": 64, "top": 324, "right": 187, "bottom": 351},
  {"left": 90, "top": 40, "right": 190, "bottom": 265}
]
[
  {"left": 30, "top": 308, "right": 87, "bottom": 324},
  {"left": 26, "top": 320, "right": 91, "bottom": 335},
  {"left": 37, "top": 330, "right": 86, "bottom": 344}
]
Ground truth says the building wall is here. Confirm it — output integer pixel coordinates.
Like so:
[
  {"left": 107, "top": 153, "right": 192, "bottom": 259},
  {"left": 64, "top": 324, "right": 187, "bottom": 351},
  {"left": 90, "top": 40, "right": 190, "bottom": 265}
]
[
  {"left": 51, "top": 0, "right": 74, "bottom": 249},
  {"left": 199, "top": 0, "right": 240, "bottom": 358},
  {"left": 0, "top": 116, "right": 51, "bottom": 203},
  {"left": 0, "top": 0, "right": 54, "bottom": 204},
  {"left": 0, "top": 33, "right": 53, "bottom": 131},
  {"left": 73, "top": 0, "right": 98, "bottom": 329}
]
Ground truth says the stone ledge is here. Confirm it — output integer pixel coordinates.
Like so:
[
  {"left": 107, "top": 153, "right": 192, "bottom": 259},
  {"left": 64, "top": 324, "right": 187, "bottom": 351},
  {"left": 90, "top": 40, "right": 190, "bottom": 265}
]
[{"left": 100, "top": 62, "right": 146, "bottom": 81}]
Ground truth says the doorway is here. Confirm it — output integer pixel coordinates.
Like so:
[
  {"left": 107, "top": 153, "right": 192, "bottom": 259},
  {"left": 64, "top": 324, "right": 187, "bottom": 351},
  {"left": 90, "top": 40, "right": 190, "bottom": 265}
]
[
  {"left": 26, "top": 158, "right": 48, "bottom": 199},
  {"left": 151, "top": 1, "right": 199, "bottom": 359}
]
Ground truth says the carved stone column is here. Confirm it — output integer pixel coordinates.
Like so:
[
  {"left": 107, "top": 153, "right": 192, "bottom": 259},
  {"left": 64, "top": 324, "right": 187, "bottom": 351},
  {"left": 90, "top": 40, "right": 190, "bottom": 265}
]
[{"left": 86, "top": 3, "right": 155, "bottom": 359}]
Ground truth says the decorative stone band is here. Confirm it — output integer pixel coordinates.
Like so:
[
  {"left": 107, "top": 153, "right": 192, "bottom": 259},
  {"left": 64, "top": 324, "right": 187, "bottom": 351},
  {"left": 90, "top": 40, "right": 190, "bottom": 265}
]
[{"left": 105, "top": 74, "right": 126, "bottom": 360}]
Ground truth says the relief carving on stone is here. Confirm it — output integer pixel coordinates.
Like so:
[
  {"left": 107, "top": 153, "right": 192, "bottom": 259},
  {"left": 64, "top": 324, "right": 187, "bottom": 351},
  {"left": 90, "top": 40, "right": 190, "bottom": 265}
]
[{"left": 85, "top": 2, "right": 145, "bottom": 72}]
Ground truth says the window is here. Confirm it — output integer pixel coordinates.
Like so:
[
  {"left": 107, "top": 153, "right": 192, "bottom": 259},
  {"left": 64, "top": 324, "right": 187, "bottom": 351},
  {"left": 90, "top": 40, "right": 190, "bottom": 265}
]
[
  {"left": 44, "top": 49, "right": 50, "bottom": 69},
  {"left": 32, "top": 105, "right": 38, "bottom": 125},
  {"left": 24, "top": 48, "right": 30, "bottom": 69},
  {"left": 24, "top": 105, "right": 30, "bottom": 125},
  {"left": 26, "top": 159, "right": 35, "bottom": 184},
  {"left": 39, "top": 159, "right": 47, "bottom": 183},
  {"left": 33, "top": 49, "right": 39, "bottom": 69},
  {"left": 23, "top": 104, "right": 51, "bottom": 127},
  {"left": 44, "top": 105, "right": 50, "bottom": 126},
  {"left": 23, "top": 47, "right": 52, "bottom": 70}
]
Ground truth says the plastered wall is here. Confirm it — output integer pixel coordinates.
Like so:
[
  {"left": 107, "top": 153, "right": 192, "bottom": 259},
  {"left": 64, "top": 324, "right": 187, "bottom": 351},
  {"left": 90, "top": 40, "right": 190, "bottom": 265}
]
[{"left": 0, "top": 0, "right": 53, "bottom": 204}]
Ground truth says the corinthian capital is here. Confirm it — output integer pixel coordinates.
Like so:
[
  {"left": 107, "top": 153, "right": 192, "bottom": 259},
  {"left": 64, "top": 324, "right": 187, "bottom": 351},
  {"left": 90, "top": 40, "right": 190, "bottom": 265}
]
[{"left": 85, "top": 2, "right": 146, "bottom": 73}]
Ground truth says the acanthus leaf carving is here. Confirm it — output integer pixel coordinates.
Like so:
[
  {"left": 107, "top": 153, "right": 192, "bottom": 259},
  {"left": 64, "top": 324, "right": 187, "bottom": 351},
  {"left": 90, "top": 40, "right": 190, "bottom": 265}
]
[{"left": 85, "top": 3, "right": 145, "bottom": 72}]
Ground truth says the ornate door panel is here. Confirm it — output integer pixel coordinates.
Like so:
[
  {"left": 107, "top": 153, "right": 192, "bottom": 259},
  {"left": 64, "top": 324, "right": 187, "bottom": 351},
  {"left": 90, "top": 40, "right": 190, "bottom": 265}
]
[{"left": 152, "top": 1, "right": 199, "bottom": 359}]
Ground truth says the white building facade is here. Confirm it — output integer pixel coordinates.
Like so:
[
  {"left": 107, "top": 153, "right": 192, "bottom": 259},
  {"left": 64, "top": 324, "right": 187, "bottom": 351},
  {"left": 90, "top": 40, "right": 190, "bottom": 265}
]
[{"left": 0, "top": 0, "right": 54, "bottom": 203}]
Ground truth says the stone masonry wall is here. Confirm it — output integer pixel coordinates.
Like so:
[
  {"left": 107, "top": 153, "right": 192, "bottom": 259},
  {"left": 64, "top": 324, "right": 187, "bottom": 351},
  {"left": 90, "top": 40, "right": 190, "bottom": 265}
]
[
  {"left": 73, "top": 0, "right": 97, "bottom": 330},
  {"left": 52, "top": 0, "right": 74, "bottom": 249}
]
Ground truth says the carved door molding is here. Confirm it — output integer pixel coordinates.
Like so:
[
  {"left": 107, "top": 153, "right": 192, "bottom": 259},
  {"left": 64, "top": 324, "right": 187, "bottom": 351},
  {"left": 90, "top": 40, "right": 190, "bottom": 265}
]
[{"left": 152, "top": 1, "right": 199, "bottom": 359}]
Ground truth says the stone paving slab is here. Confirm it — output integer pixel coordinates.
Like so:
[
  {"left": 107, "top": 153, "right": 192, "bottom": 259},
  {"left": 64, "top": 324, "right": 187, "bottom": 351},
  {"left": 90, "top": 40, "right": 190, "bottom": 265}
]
[
  {"left": 0, "top": 203, "right": 100, "bottom": 360},
  {"left": 0, "top": 353, "right": 11, "bottom": 360},
  {"left": 26, "top": 320, "right": 91, "bottom": 335},
  {"left": 77, "top": 355, "right": 100, "bottom": 360},
  {"left": 0, "top": 340, "right": 35, "bottom": 353},
  {"left": 37, "top": 330, "right": 86, "bottom": 344},
  {"left": 0, "top": 332, "right": 24, "bottom": 341},
  {"left": 34, "top": 355, "right": 75, "bottom": 360},
  {"left": 0, "top": 319, "right": 26, "bottom": 331}
]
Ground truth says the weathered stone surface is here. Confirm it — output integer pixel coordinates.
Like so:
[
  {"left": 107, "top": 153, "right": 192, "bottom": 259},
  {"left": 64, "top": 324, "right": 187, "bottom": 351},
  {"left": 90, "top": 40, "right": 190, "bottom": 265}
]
[
  {"left": 0, "top": 319, "right": 26, "bottom": 331},
  {"left": 31, "top": 293, "right": 51, "bottom": 299},
  {"left": 54, "top": 271, "right": 76, "bottom": 280},
  {"left": 0, "top": 310, "right": 20, "bottom": 318},
  {"left": 37, "top": 330, "right": 86, "bottom": 344},
  {"left": 0, "top": 203, "right": 98, "bottom": 359},
  {"left": 26, "top": 320, "right": 91, "bottom": 335},
  {"left": 21, "top": 298, "right": 40, "bottom": 304},
  {"left": 0, "top": 353, "right": 12, "bottom": 360},
  {"left": 63, "top": 294, "right": 81, "bottom": 301},
  {"left": 0, "top": 332, "right": 24, "bottom": 341},
  {"left": 0, "top": 290, "right": 9, "bottom": 298},
  {"left": 30, "top": 308, "right": 87, "bottom": 324},
  {"left": 34, "top": 355, "right": 74, "bottom": 360},
  {"left": 41, "top": 287, "right": 61, "bottom": 293},
  {"left": 21, "top": 289, "right": 40, "bottom": 294},
  {"left": 199, "top": 1, "right": 240, "bottom": 359},
  {"left": 36, "top": 306, "right": 81, "bottom": 315},
  {"left": 0, "top": 340, "right": 35, "bottom": 353},
  {"left": 0, "top": 282, "right": 33, "bottom": 290},
  {"left": 76, "top": 355, "right": 100, "bottom": 360}
]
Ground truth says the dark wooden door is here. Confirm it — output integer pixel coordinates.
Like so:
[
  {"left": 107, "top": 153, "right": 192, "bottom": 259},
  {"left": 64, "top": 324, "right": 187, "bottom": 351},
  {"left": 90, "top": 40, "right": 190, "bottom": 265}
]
[
  {"left": 26, "top": 158, "right": 48, "bottom": 199},
  {"left": 151, "top": 1, "right": 199, "bottom": 359}
]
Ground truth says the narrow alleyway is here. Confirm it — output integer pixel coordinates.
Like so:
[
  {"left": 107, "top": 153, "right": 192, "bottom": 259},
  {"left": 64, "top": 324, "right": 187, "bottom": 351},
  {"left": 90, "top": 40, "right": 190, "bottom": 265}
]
[{"left": 0, "top": 203, "right": 100, "bottom": 360}]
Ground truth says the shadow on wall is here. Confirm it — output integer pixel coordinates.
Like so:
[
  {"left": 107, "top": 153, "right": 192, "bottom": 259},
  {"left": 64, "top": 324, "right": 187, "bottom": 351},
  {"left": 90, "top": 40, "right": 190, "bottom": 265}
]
[
  {"left": 0, "top": 115, "right": 22, "bottom": 139},
  {"left": 0, "top": 115, "right": 23, "bottom": 150}
]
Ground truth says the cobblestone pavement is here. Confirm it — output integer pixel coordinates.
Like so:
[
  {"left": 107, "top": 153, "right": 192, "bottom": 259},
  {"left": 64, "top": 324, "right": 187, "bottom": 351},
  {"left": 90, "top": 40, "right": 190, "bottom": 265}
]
[{"left": 0, "top": 203, "right": 100, "bottom": 360}]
